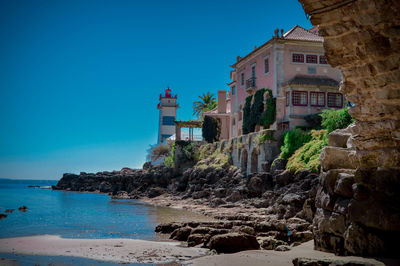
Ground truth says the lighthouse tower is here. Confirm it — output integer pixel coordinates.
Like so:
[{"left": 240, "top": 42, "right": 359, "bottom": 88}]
[{"left": 157, "top": 87, "right": 178, "bottom": 144}]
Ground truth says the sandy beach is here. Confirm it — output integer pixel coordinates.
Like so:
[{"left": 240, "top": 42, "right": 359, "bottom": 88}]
[
  {"left": 0, "top": 235, "right": 207, "bottom": 264},
  {"left": 1, "top": 235, "right": 397, "bottom": 265}
]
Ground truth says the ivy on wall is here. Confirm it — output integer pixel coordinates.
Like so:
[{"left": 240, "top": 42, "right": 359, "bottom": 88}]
[
  {"left": 242, "top": 95, "right": 253, "bottom": 134},
  {"left": 260, "top": 89, "right": 276, "bottom": 129},
  {"left": 242, "top": 88, "right": 276, "bottom": 134}
]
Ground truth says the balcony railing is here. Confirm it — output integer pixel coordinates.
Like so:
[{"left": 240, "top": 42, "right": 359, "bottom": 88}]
[{"left": 246, "top": 77, "right": 256, "bottom": 91}]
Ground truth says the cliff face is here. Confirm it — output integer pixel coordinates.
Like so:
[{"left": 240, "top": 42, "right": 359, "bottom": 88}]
[{"left": 299, "top": 0, "right": 400, "bottom": 256}]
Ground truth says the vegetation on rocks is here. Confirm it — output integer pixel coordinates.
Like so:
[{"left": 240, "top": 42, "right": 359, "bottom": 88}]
[
  {"left": 163, "top": 142, "right": 175, "bottom": 168},
  {"left": 150, "top": 144, "right": 170, "bottom": 160},
  {"left": 280, "top": 108, "right": 354, "bottom": 173},
  {"left": 279, "top": 129, "right": 312, "bottom": 161},
  {"left": 286, "top": 130, "right": 328, "bottom": 173},
  {"left": 320, "top": 107, "right": 354, "bottom": 133}
]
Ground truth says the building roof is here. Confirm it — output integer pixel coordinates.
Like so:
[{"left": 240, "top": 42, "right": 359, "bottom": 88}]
[
  {"left": 231, "top": 25, "right": 323, "bottom": 68},
  {"left": 283, "top": 25, "right": 323, "bottom": 42},
  {"left": 284, "top": 75, "right": 340, "bottom": 87}
]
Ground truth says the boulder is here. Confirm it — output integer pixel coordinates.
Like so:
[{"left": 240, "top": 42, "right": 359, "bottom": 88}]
[
  {"left": 232, "top": 225, "right": 256, "bottom": 236},
  {"left": 208, "top": 233, "right": 260, "bottom": 253},
  {"left": 274, "top": 171, "right": 293, "bottom": 187},
  {"left": 155, "top": 222, "right": 183, "bottom": 234},
  {"left": 274, "top": 245, "right": 292, "bottom": 251},
  {"left": 270, "top": 158, "right": 287, "bottom": 175},
  {"left": 170, "top": 226, "right": 192, "bottom": 241},
  {"left": 328, "top": 129, "right": 352, "bottom": 148},
  {"left": 187, "top": 234, "right": 207, "bottom": 247},
  {"left": 260, "top": 237, "right": 287, "bottom": 250}
]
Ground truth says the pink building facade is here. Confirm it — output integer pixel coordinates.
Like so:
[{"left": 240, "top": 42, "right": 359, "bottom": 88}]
[{"left": 228, "top": 25, "right": 343, "bottom": 138}]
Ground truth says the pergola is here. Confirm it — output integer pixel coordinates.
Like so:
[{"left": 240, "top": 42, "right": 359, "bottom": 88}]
[{"left": 174, "top": 120, "right": 202, "bottom": 141}]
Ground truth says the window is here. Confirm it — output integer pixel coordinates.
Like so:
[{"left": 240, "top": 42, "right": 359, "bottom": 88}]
[
  {"left": 232, "top": 117, "right": 236, "bottom": 126},
  {"left": 306, "top": 54, "right": 318, "bottom": 64},
  {"left": 327, "top": 93, "right": 343, "bottom": 108},
  {"left": 264, "top": 57, "right": 269, "bottom": 74},
  {"left": 162, "top": 116, "right": 175, "bottom": 125},
  {"left": 319, "top": 55, "right": 328, "bottom": 64},
  {"left": 251, "top": 65, "right": 256, "bottom": 78},
  {"left": 292, "top": 53, "right": 304, "bottom": 63},
  {"left": 308, "top": 66, "right": 316, "bottom": 74},
  {"left": 161, "top": 134, "right": 172, "bottom": 141},
  {"left": 292, "top": 91, "right": 308, "bottom": 106},
  {"left": 286, "top": 91, "right": 290, "bottom": 106},
  {"left": 310, "top": 92, "right": 325, "bottom": 107},
  {"left": 232, "top": 86, "right": 236, "bottom": 95},
  {"left": 241, "top": 73, "right": 244, "bottom": 86}
]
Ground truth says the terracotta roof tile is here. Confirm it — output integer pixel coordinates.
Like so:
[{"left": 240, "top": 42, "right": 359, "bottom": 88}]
[
  {"left": 283, "top": 25, "right": 323, "bottom": 42},
  {"left": 284, "top": 75, "right": 339, "bottom": 87}
]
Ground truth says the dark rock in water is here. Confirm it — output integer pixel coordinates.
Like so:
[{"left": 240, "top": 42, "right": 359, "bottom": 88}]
[
  {"left": 0, "top": 213, "right": 7, "bottom": 219},
  {"left": 170, "top": 226, "right": 192, "bottom": 241},
  {"left": 208, "top": 233, "right": 260, "bottom": 253},
  {"left": 18, "top": 206, "right": 28, "bottom": 212},
  {"left": 5, "top": 209, "right": 14, "bottom": 213},
  {"left": 27, "top": 185, "right": 40, "bottom": 188}
]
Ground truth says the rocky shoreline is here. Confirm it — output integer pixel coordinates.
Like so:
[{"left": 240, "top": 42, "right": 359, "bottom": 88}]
[{"left": 53, "top": 159, "right": 320, "bottom": 254}]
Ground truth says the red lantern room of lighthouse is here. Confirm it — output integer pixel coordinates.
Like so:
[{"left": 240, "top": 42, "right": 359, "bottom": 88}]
[{"left": 157, "top": 87, "right": 179, "bottom": 144}]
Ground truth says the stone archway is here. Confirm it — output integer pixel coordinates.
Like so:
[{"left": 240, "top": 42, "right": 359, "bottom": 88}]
[
  {"left": 250, "top": 148, "right": 258, "bottom": 173},
  {"left": 240, "top": 149, "right": 248, "bottom": 175},
  {"left": 299, "top": 0, "right": 400, "bottom": 257}
]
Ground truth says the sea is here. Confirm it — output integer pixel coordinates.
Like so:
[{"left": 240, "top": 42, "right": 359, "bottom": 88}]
[{"left": 0, "top": 178, "right": 211, "bottom": 265}]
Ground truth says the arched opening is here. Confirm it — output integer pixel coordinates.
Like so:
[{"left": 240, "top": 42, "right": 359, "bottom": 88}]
[
  {"left": 250, "top": 148, "right": 258, "bottom": 173},
  {"left": 240, "top": 149, "right": 248, "bottom": 175}
]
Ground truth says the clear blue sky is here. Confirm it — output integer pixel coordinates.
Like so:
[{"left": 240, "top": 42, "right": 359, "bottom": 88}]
[{"left": 0, "top": 0, "right": 311, "bottom": 179}]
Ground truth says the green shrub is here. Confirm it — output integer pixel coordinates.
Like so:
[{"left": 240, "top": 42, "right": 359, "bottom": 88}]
[
  {"left": 163, "top": 142, "right": 175, "bottom": 168},
  {"left": 279, "top": 129, "right": 311, "bottom": 161},
  {"left": 320, "top": 107, "right": 354, "bottom": 133},
  {"left": 202, "top": 116, "right": 221, "bottom": 143},
  {"left": 286, "top": 130, "right": 328, "bottom": 173}
]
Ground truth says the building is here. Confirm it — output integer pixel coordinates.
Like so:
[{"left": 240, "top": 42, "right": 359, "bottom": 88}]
[
  {"left": 229, "top": 25, "right": 343, "bottom": 138},
  {"left": 157, "top": 87, "right": 178, "bottom": 144},
  {"left": 202, "top": 90, "right": 231, "bottom": 140}
]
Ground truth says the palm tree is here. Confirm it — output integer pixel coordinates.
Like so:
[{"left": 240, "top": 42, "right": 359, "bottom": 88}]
[{"left": 193, "top": 92, "right": 217, "bottom": 119}]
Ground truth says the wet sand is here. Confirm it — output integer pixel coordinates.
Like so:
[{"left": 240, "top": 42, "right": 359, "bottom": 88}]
[{"left": 0, "top": 235, "right": 208, "bottom": 264}]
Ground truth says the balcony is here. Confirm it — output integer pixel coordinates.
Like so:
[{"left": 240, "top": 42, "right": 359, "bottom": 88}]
[{"left": 246, "top": 77, "right": 256, "bottom": 92}]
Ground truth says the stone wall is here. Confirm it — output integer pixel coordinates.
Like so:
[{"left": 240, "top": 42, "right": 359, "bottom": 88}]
[
  {"left": 216, "top": 129, "right": 281, "bottom": 176},
  {"left": 299, "top": 0, "right": 400, "bottom": 256}
]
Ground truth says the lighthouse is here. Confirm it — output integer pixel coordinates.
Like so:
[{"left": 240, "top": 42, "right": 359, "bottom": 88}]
[{"left": 157, "top": 87, "right": 178, "bottom": 144}]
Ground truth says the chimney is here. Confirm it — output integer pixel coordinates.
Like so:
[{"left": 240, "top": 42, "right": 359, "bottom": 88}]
[
  {"left": 274, "top": 28, "right": 279, "bottom": 37},
  {"left": 281, "top": 29, "right": 284, "bottom": 37},
  {"left": 218, "top": 90, "right": 227, "bottom": 113}
]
